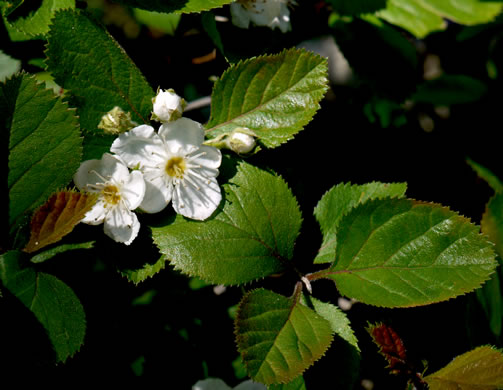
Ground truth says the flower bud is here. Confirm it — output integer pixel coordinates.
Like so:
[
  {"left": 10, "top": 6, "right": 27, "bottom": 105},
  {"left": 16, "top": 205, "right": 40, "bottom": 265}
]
[
  {"left": 98, "top": 106, "right": 137, "bottom": 135},
  {"left": 151, "top": 89, "right": 186, "bottom": 123},
  {"left": 226, "top": 128, "right": 257, "bottom": 154}
]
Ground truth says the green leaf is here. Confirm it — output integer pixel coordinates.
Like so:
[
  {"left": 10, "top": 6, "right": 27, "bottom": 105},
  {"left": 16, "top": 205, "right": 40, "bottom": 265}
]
[
  {"left": 235, "top": 288, "right": 333, "bottom": 385},
  {"left": 45, "top": 9, "right": 155, "bottom": 159},
  {"left": 301, "top": 295, "right": 359, "bottom": 352},
  {"left": 120, "top": 254, "right": 167, "bottom": 284},
  {"left": 314, "top": 182, "right": 407, "bottom": 264},
  {"left": 412, "top": 75, "right": 488, "bottom": 106},
  {"left": 112, "top": 0, "right": 233, "bottom": 14},
  {"left": 24, "top": 190, "right": 97, "bottom": 253},
  {"left": 30, "top": 241, "right": 95, "bottom": 264},
  {"left": 151, "top": 162, "right": 302, "bottom": 285},
  {"left": 0, "top": 0, "right": 24, "bottom": 17},
  {"left": 3, "top": 0, "right": 74, "bottom": 39},
  {"left": 476, "top": 271, "right": 503, "bottom": 338},
  {"left": 268, "top": 376, "right": 306, "bottom": 390},
  {"left": 467, "top": 158, "right": 503, "bottom": 193},
  {"left": 320, "top": 198, "right": 497, "bottom": 307},
  {"left": 482, "top": 193, "right": 503, "bottom": 259},
  {"left": 205, "top": 48, "right": 328, "bottom": 148},
  {"left": 1, "top": 73, "right": 82, "bottom": 231},
  {"left": 0, "top": 250, "right": 86, "bottom": 362},
  {"left": 377, "top": 0, "right": 503, "bottom": 39},
  {"left": 325, "top": 0, "right": 387, "bottom": 15},
  {"left": 424, "top": 346, "right": 503, "bottom": 390},
  {"left": 0, "top": 50, "right": 21, "bottom": 82},
  {"left": 133, "top": 8, "right": 181, "bottom": 35}
]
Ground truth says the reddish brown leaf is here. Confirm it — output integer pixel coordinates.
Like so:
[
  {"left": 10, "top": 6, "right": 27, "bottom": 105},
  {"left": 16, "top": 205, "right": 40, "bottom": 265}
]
[
  {"left": 24, "top": 190, "right": 97, "bottom": 253},
  {"left": 367, "top": 323, "right": 407, "bottom": 373}
]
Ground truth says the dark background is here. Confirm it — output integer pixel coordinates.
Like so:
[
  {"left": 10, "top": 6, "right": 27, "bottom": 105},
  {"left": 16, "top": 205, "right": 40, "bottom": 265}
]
[{"left": 2, "top": 1, "right": 503, "bottom": 388}]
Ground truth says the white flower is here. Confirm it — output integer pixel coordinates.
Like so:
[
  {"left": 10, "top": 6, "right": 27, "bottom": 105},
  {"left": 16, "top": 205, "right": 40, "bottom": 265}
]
[
  {"left": 230, "top": 0, "right": 291, "bottom": 33},
  {"left": 110, "top": 118, "right": 222, "bottom": 220},
  {"left": 73, "top": 153, "right": 145, "bottom": 245},
  {"left": 152, "top": 89, "right": 186, "bottom": 123}
]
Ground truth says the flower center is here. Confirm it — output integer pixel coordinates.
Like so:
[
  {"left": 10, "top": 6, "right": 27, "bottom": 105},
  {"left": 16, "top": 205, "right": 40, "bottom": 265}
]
[
  {"left": 102, "top": 184, "right": 121, "bottom": 205},
  {"left": 165, "top": 156, "right": 186, "bottom": 179}
]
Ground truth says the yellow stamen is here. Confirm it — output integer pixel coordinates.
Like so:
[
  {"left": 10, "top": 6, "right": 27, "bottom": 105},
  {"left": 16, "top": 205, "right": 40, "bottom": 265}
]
[
  {"left": 166, "top": 157, "right": 186, "bottom": 179},
  {"left": 102, "top": 184, "right": 121, "bottom": 205}
]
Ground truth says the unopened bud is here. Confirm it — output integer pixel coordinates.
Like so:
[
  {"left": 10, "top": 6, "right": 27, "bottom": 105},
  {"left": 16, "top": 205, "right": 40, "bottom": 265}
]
[
  {"left": 151, "top": 88, "right": 186, "bottom": 122},
  {"left": 226, "top": 127, "right": 257, "bottom": 154},
  {"left": 98, "top": 106, "right": 137, "bottom": 135}
]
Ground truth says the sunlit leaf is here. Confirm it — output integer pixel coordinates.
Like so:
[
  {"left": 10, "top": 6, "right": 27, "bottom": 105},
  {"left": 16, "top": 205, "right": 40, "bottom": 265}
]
[
  {"left": 0, "top": 50, "right": 21, "bottom": 81},
  {"left": 0, "top": 250, "right": 86, "bottom": 362},
  {"left": 205, "top": 48, "right": 328, "bottom": 148},
  {"left": 424, "top": 346, "right": 503, "bottom": 390},
  {"left": 45, "top": 9, "right": 154, "bottom": 159},
  {"left": 235, "top": 288, "right": 333, "bottom": 385},
  {"left": 320, "top": 198, "right": 497, "bottom": 307},
  {"left": 120, "top": 255, "right": 167, "bottom": 285},
  {"left": 377, "top": 0, "right": 503, "bottom": 39},
  {"left": 24, "top": 190, "right": 97, "bottom": 253},
  {"left": 113, "top": 0, "right": 233, "bottom": 13},
  {"left": 268, "top": 376, "right": 306, "bottom": 390},
  {"left": 314, "top": 182, "right": 407, "bottom": 264},
  {"left": 3, "top": 0, "right": 74, "bottom": 39},
  {"left": 1, "top": 73, "right": 82, "bottom": 231},
  {"left": 151, "top": 162, "right": 302, "bottom": 285}
]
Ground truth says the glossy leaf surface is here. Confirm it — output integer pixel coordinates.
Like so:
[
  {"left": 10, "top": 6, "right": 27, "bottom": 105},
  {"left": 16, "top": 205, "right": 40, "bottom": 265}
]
[
  {"left": 323, "top": 198, "right": 497, "bottom": 307},
  {"left": 151, "top": 162, "right": 302, "bottom": 285},
  {"left": 205, "top": 48, "right": 328, "bottom": 148}
]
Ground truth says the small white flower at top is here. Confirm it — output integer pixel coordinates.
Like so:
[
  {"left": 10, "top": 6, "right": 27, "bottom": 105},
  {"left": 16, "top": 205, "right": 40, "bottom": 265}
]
[
  {"left": 111, "top": 118, "right": 222, "bottom": 221},
  {"left": 230, "top": 0, "right": 292, "bottom": 33},
  {"left": 73, "top": 153, "right": 146, "bottom": 245},
  {"left": 151, "top": 89, "right": 186, "bottom": 123}
]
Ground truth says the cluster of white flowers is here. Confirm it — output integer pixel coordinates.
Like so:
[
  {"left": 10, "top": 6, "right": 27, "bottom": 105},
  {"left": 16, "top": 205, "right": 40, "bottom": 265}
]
[
  {"left": 74, "top": 90, "right": 222, "bottom": 245},
  {"left": 230, "top": 0, "right": 292, "bottom": 33}
]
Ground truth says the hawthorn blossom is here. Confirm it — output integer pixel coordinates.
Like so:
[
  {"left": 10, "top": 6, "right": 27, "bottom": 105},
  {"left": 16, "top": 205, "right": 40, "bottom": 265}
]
[
  {"left": 230, "top": 0, "right": 292, "bottom": 33},
  {"left": 151, "top": 89, "right": 186, "bottom": 123},
  {"left": 110, "top": 118, "right": 222, "bottom": 220},
  {"left": 73, "top": 153, "right": 145, "bottom": 245}
]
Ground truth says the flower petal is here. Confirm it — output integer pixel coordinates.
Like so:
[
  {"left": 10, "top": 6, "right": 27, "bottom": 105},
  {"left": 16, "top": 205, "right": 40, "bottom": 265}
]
[
  {"left": 140, "top": 172, "right": 173, "bottom": 213},
  {"left": 81, "top": 199, "right": 107, "bottom": 225},
  {"left": 159, "top": 118, "right": 204, "bottom": 154},
  {"left": 121, "top": 170, "right": 146, "bottom": 210},
  {"left": 188, "top": 145, "right": 222, "bottom": 170},
  {"left": 111, "top": 125, "right": 165, "bottom": 168},
  {"left": 172, "top": 175, "right": 222, "bottom": 220},
  {"left": 104, "top": 207, "right": 140, "bottom": 245},
  {"left": 230, "top": 3, "right": 251, "bottom": 29},
  {"left": 73, "top": 158, "right": 102, "bottom": 191}
]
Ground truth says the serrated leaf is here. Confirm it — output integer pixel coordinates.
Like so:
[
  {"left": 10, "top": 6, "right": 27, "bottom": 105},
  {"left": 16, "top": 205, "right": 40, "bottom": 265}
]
[
  {"left": 0, "top": 250, "right": 86, "bottom": 362},
  {"left": 113, "top": 0, "right": 233, "bottom": 13},
  {"left": 120, "top": 254, "right": 167, "bottom": 284},
  {"left": 45, "top": 9, "right": 154, "bottom": 159},
  {"left": 468, "top": 158, "right": 503, "bottom": 193},
  {"left": 424, "top": 346, "right": 503, "bottom": 390},
  {"left": 412, "top": 75, "right": 487, "bottom": 106},
  {"left": 235, "top": 288, "right": 333, "bottom": 385},
  {"left": 320, "top": 198, "right": 497, "bottom": 307},
  {"left": 325, "top": 0, "right": 387, "bottom": 15},
  {"left": 314, "top": 182, "right": 407, "bottom": 264},
  {"left": 24, "top": 190, "right": 97, "bottom": 253},
  {"left": 1, "top": 73, "right": 82, "bottom": 231},
  {"left": 3, "top": 0, "right": 74, "bottom": 39},
  {"left": 205, "top": 48, "right": 328, "bottom": 148},
  {"left": 377, "top": 0, "right": 503, "bottom": 39},
  {"left": 301, "top": 295, "right": 359, "bottom": 352},
  {"left": 268, "top": 376, "right": 306, "bottom": 390},
  {"left": 367, "top": 323, "right": 407, "bottom": 372},
  {"left": 151, "top": 162, "right": 302, "bottom": 285},
  {"left": 0, "top": 0, "right": 24, "bottom": 17}
]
